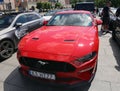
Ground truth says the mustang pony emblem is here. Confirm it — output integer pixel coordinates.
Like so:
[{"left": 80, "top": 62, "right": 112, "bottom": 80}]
[{"left": 38, "top": 61, "right": 48, "bottom": 65}]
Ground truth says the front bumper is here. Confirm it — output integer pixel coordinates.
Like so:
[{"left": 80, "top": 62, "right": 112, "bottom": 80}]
[
  {"left": 18, "top": 51, "right": 98, "bottom": 87},
  {"left": 19, "top": 63, "right": 96, "bottom": 88},
  {"left": 19, "top": 67, "right": 93, "bottom": 88}
]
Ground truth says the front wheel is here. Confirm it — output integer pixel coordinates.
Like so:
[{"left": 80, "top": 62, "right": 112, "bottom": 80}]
[{"left": 0, "top": 40, "right": 14, "bottom": 59}]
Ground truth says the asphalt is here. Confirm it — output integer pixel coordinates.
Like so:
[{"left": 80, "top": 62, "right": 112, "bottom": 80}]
[{"left": 0, "top": 23, "right": 120, "bottom": 91}]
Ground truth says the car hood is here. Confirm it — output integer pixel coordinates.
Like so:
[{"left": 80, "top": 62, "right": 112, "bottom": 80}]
[{"left": 19, "top": 26, "right": 97, "bottom": 57}]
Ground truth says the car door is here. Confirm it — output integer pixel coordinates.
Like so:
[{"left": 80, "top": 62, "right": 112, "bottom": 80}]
[
  {"left": 14, "top": 14, "right": 28, "bottom": 39},
  {"left": 26, "top": 13, "right": 43, "bottom": 32}
]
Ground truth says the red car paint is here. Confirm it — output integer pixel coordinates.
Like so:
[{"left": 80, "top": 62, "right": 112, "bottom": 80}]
[{"left": 17, "top": 10, "right": 102, "bottom": 86}]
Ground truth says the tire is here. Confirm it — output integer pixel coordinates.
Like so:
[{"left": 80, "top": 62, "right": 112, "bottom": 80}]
[{"left": 0, "top": 40, "right": 14, "bottom": 59}]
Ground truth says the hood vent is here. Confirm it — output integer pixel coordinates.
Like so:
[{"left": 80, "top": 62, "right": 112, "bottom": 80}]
[
  {"left": 64, "top": 39, "right": 75, "bottom": 42},
  {"left": 32, "top": 37, "right": 39, "bottom": 40}
]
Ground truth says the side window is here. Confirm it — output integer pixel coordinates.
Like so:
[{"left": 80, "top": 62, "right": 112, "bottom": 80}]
[
  {"left": 15, "top": 15, "right": 27, "bottom": 24},
  {"left": 27, "top": 14, "right": 40, "bottom": 21}
]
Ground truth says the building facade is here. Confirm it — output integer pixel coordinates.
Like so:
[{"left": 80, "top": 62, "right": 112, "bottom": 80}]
[
  {"left": 0, "top": 0, "right": 71, "bottom": 11},
  {"left": 0, "top": 0, "right": 15, "bottom": 10}
]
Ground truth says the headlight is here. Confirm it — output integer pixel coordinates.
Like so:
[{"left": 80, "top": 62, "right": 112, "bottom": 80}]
[
  {"left": 72, "top": 52, "right": 97, "bottom": 66},
  {"left": 77, "top": 52, "right": 97, "bottom": 63}
]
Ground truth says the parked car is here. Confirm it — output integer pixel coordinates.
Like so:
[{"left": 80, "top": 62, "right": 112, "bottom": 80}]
[
  {"left": 112, "top": 7, "right": 120, "bottom": 44},
  {"left": 43, "top": 9, "right": 70, "bottom": 22},
  {"left": 74, "top": 2, "right": 95, "bottom": 13},
  {"left": 109, "top": 7, "right": 117, "bottom": 31},
  {"left": 42, "top": 10, "right": 58, "bottom": 21},
  {"left": 74, "top": 2, "right": 96, "bottom": 18},
  {"left": 17, "top": 10, "right": 102, "bottom": 86},
  {"left": 0, "top": 12, "right": 44, "bottom": 59},
  {"left": 99, "top": 7, "right": 117, "bottom": 31}
]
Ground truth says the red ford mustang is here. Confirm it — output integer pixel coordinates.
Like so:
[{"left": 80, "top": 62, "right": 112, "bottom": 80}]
[{"left": 17, "top": 11, "right": 102, "bottom": 86}]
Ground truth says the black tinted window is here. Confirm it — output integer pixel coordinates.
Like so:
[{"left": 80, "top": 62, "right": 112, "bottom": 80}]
[
  {"left": 74, "top": 3, "right": 95, "bottom": 12},
  {"left": 0, "top": 15, "right": 16, "bottom": 28}
]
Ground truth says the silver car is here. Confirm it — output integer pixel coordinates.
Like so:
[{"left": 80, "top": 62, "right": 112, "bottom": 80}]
[{"left": 0, "top": 12, "right": 44, "bottom": 59}]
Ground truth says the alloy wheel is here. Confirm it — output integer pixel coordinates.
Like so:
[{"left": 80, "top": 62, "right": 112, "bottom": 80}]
[{"left": 0, "top": 40, "right": 14, "bottom": 59}]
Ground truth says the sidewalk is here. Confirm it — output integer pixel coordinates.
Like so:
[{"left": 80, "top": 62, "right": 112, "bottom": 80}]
[{"left": 89, "top": 31, "right": 120, "bottom": 91}]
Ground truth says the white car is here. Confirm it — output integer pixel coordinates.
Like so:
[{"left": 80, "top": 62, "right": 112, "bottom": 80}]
[{"left": 42, "top": 9, "right": 66, "bottom": 22}]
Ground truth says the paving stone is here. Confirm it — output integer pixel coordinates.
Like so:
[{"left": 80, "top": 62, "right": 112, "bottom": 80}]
[
  {"left": 95, "top": 65, "right": 120, "bottom": 83},
  {"left": 88, "top": 80, "right": 111, "bottom": 91},
  {"left": 1, "top": 53, "right": 19, "bottom": 67},
  {"left": 0, "top": 82, "right": 3, "bottom": 91},
  {"left": 111, "top": 83, "right": 120, "bottom": 91},
  {"left": 98, "top": 55, "right": 118, "bottom": 67}
]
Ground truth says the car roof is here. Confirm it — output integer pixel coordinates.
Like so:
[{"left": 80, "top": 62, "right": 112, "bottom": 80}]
[
  {"left": 76, "top": 2, "right": 94, "bottom": 4},
  {"left": 1, "top": 11, "right": 39, "bottom": 16},
  {"left": 56, "top": 10, "right": 91, "bottom": 14}
]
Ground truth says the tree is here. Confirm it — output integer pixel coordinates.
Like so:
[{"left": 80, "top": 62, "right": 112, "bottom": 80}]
[
  {"left": 36, "top": 2, "right": 52, "bottom": 12},
  {"left": 70, "top": 0, "right": 82, "bottom": 8},
  {"left": 47, "top": 2, "right": 52, "bottom": 9},
  {"left": 55, "top": 2, "right": 62, "bottom": 8},
  {"left": 44, "top": 2, "right": 52, "bottom": 11},
  {"left": 96, "top": 0, "right": 106, "bottom": 7},
  {"left": 111, "top": 0, "right": 120, "bottom": 7},
  {"left": 36, "top": 2, "right": 42, "bottom": 9},
  {"left": 94, "top": 0, "right": 120, "bottom": 8}
]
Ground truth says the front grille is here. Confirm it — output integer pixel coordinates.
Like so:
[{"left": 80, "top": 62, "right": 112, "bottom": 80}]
[{"left": 19, "top": 57, "right": 76, "bottom": 72}]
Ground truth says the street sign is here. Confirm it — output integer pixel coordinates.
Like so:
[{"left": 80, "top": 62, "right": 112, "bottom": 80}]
[{"left": 0, "top": 0, "right": 3, "bottom": 2}]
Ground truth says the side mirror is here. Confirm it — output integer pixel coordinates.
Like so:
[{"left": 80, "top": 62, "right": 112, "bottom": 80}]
[
  {"left": 15, "top": 23, "right": 22, "bottom": 28},
  {"left": 96, "top": 19, "right": 103, "bottom": 25}
]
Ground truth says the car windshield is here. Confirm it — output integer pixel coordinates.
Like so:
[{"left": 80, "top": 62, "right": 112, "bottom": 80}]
[
  {"left": 47, "top": 13, "right": 93, "bottom": 26},
  {"left": 0, "top": 15, "right": 16, "bottom": 28}
]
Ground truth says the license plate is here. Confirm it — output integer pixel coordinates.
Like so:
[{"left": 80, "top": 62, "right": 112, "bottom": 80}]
[{"left": 29, "top": 70, "right": 56, "bottom": 80}]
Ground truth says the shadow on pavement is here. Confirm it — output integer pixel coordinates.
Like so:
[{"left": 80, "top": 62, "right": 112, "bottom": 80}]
[
  {"left": 98, "top": 30, "right": 112, "bottom": 37},
  {"left": 4, "top": 67, "right": 91, "bottom": 91},
  {"left": 109, "top": 37, "right": 120, "bottom": 71},
  {"left": 0, "top": 57, "right": 10, "bottom": 63}
]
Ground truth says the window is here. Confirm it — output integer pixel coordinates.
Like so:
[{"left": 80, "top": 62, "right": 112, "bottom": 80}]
[
  {"left": 47, "top": 13, "right": 93, "bottom": 26},
  {"left": 15, "top": 15, "right": 27, "bottom": 24},
  {"left": 27, "top": 14, "right": 40, "bottom": 21},
  {"left": 0, "top": 15, "right": 16, "bottom": 28},
  {"left": 74, "top": 2, "right": 95, "bottom": 12}
]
